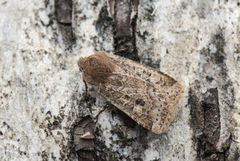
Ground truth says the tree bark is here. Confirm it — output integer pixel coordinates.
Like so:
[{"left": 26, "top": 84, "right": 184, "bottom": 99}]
[{"left": 1, "top": 0, "right": 240, "bottom": 160}]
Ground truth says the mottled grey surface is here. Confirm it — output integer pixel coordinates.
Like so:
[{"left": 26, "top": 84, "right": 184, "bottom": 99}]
[{"left": 0, "top": 0, "right": 240, "bottom": 160}]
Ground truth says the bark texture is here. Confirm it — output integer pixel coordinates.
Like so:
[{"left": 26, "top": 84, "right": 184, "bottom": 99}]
[{"left": 0, "top": 0, "right": 240, "bottom": 160}]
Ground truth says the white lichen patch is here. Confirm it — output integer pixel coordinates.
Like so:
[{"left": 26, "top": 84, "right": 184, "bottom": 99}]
[{"left": 97, "top": 109, "right": 121, "bottom": 148}]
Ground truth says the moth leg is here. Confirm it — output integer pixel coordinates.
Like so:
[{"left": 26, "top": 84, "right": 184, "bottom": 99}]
[{"left": 83, "top": 79, "right": 88, "bottom": 101}]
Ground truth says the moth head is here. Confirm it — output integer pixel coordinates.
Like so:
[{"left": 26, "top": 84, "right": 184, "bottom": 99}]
[
  {"left": 77, "top": 57, "right": 86, "bottom": 72},
  {"left": 77, "top": 52, "right": 117, "bottom": 84}
]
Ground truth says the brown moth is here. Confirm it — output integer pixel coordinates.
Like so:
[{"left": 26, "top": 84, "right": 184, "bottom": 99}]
[{"left": 77, "top": 51, "right": 184, "bottom": 134}]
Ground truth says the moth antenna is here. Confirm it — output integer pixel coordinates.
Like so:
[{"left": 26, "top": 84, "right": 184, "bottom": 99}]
[{"left": 83, "top": 79, "right": 88, "bottom": 101}]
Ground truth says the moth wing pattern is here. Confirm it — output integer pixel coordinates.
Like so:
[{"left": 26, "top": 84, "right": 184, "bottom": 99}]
[{"left": 78, "top": 51, "right": 184, "bottom": 134}]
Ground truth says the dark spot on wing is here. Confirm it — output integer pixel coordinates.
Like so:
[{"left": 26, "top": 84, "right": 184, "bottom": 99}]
[
  {"left": 135, "top": 99, "right": 145, "bottom": 106},
  {"left": 125, "top": 95, "right": 130, "bottom": 100}
]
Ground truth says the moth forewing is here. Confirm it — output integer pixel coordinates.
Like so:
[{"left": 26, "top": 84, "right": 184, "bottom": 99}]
[{"left": 78, "top": 51, "right": 184, "bottom": 134}]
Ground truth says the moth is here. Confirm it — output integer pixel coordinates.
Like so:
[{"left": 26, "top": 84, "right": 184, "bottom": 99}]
[{"left": 77, "top": 51, "right": 184, "bottom": 134}]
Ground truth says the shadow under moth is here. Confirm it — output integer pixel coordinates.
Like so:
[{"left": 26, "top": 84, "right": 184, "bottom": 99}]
[{"left": 77, "top": 51, "right": 184, "bottom": 134}]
